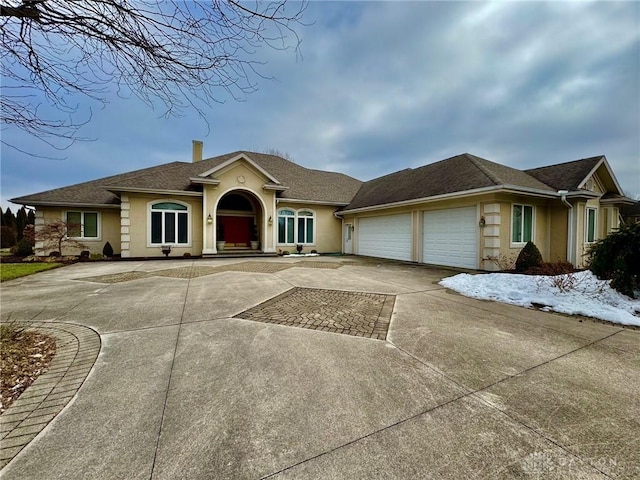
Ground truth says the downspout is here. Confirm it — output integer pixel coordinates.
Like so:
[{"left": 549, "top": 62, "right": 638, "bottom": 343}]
[{"left": 558, "top": 190, "right": 574, "bottom": 265}]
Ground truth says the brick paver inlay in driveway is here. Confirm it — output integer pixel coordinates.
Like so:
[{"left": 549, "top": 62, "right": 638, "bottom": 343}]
[
  {"left": 77, "top": 260, "right": 345, "bottom": 283},
  {"left": 235, "top": 287, "right": 395, "bottom": 340}
]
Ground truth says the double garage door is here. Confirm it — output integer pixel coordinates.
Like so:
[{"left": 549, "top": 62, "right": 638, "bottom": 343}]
[{"left": 357, "top": 207, "right": 477, "bottom": 269}]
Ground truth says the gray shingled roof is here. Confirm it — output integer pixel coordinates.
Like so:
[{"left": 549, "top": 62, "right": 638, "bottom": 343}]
[
  {"left": 11, "top": 151, "right": 363, "bottom": 206},
  {"left": 525, "top": 156, "right": 603, "bottom": 191},
  {"left": 12, "top": 151, "right": 612, "bottom": 212},
  {"left": 344, "top": 153, "right": 556, "bottom": 211}
]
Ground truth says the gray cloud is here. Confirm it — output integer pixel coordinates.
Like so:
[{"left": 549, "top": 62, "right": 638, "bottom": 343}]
[{"left": 2, "top": 1, "right": 639, "bottom": 207}]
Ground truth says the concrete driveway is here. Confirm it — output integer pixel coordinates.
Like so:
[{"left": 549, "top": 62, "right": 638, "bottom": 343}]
[{"left": 0, "top": 257, "right": 638, "bottom": 479}]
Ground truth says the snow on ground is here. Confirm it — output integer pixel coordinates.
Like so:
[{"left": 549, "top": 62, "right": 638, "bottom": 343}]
[{"left": 440, "top": 270, "right": 640, "bottom": 327}]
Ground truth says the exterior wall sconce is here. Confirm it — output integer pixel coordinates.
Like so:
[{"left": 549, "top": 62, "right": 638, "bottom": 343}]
[
  {"left": 268, "top": 216, "right": 273, "bottom": 226},
  {"left": 479, "top": 216, "right": 486, "bottom": 227},
  {"left": 207, "top": 213, "right": 213, "bottom": 225}
]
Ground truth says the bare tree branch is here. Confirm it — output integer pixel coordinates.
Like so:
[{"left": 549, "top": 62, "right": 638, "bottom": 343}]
[{"left": 1, "top": 0, "right": 307, "bottom": 152}]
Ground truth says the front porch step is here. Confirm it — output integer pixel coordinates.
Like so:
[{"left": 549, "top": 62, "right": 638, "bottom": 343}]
[{"left": 203, "top": 250, "right": 278, "bottom": 259}]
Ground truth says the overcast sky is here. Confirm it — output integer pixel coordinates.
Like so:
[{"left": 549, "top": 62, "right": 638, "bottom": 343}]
[{"left": 2, "top": 1, "right": 639, "bottom": 209}]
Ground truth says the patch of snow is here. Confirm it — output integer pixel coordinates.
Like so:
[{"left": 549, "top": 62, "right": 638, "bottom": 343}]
[{"left": 440, "top": 270, "right": 640, "bottom": 327}]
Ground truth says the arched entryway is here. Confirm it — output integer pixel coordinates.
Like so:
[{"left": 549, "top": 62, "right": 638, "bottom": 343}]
[{"left": 216, "top": 191, "right": 263, "bottom": 250}]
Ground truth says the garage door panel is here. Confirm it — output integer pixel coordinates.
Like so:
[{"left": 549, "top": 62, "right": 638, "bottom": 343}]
[
  {"left": 423, "top": 207, "right": 477, "bottom": 269},
  {"left": 358, "top": 214, "right": 412, "bottom": 261}
]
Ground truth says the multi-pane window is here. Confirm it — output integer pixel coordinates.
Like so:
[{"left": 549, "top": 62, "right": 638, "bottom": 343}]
[
  {"left": 150, "top": 202, "right": 188, "bottom": 245},
  {"left": 277, "top": 209, "right": 295, "bottom": 244},
  {"left": 297, "top": 210, "right": 314, "bottom": 244},
  {"left": 65, "top": 211, "right": 98, "bottom": 238},
  {"left": 585, "top": 208, "right": 597, "bottom": 243},
  {"left": 277, "top": 209, "right": 315, "bottom": 245},
  {"left": 512, "top": 204, "right": 533, "bottom": 243}
]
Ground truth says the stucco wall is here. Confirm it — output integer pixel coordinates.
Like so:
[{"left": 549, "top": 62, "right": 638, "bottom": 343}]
[
  {"left": 276, "top": 202, "right": 342, "bottom": 253},
  {"left": 35, "top": 207, "right": 121, "bottom": 256},
  {"left": 125, "top": 193, "right": 203, "bottom": 258}
]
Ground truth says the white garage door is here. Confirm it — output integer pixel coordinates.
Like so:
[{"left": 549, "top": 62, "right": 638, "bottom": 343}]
[
  {"left": 423, "top": 207, "right": 477, "bottom": 269},
  {"left": 358, "top": 214, "right": 412, "bottom": 261}
]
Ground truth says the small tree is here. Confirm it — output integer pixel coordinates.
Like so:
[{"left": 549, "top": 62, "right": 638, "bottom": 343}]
[
  {"left": 22, "top": 224, "right": 35, "bottom": 245},
  {"left": 515, "top": 241, "right": 543, "bottom": 273},
  {"left": 38, "top": 220, "right": 86, "bottom": 256},
  {"left": 588, "top": 222, "right": 640, "bottom": 298}
]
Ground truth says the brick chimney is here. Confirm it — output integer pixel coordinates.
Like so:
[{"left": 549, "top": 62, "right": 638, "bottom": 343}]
[{"left": 192, "top": 140, "right": 203, "bottom": 163}]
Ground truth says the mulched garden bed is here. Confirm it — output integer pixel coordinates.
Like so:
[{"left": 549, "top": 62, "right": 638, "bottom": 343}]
[{"left": 0, "top": 324, "right": 56, "bottom": 414}]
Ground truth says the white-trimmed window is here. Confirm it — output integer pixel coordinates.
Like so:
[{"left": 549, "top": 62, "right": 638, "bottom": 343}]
[
  {"left": 297, "top": 210, "right": 314, "bottom": 244},
  {"left": 65, "top": 211, "right": 99, "bottom": 239},
  {"left": 150, "top": 201, "right": 189, "bottom": 245},
  {"left": 277, "top": 208, "right": 315, "bottom": 245},
  {"left": 585, "top": 208, "right": 597, "bottom": 243},
  {"left": 512, "top": 204, "right": 534, "bottom": 243}
]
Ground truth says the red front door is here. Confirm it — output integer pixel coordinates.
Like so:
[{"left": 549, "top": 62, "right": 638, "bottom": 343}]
[{"left": 219, "top": 216, "right": 251, "bottom": 246}]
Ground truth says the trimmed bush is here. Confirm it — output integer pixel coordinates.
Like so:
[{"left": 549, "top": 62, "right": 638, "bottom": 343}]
[
  {"left": 588, "top": 222, "right": 640, "bottom": 298},
  {"left": 15, "top": 238, "right": 33, "bottom": 257},
  {"left": 102, "top": 241, "right": 114, "bottom": 257},
  {"left": 525, "top": 261, "right": 574, "bottom": 276},
  {"left": 515, "top": 241, "right": 543, "bottom": 273}
]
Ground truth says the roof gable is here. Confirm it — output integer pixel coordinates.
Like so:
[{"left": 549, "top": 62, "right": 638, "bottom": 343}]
[
  {"left": 197, "top": 153, "right": 282, "bottom": 185},
  {"left": 344, "top": 153, "right": 555, "bottom": 211},
  {"left": 526, "top": 155, "right": 625, "bottom": 196}
]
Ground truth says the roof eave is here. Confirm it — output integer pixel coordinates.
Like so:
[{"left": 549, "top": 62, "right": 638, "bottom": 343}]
[
  {"left": 564, "top": 190, "right": 600, "bottom": 199},
  {"left": 10, "top": 199, "right": 121, "bottom": 209},
  {"left": 276, "top": 198, "right": 350, "bottom": 206},
  {"left": 264, "top": 184, "right": 289, "bottom": 192},
  {"left": 600, "top": 196, "right": 637, "bottom": 206},
  {"left": 338, "top": 184, "right": 558, "bottom": 215},
  {"left": 189, "top": 177, "right": 220, "bottom": 186},
  {"left": 105, "top": 186, "right": 203, "bottom": 197}
]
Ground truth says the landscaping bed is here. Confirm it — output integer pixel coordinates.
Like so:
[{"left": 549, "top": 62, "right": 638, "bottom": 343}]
[{"left": 0, "top": 323, "right": 56, "bottom": 413}]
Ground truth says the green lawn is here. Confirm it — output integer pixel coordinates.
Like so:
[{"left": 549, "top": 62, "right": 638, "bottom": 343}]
[{"left": 0, "top": 263, "right": 63, "bottom": 282}]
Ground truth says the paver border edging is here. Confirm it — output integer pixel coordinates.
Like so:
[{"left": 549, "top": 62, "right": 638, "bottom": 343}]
[{"left": 0, "top": 321, "right": 101, "bottom": 470}]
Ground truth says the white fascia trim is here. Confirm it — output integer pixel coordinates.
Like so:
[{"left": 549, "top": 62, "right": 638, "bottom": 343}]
[
  {"left": 106, "top": 187, "right": 203, "bottom": 197},
  {"left": 11, "top": 200, "right": 120, "bottom": 209},
  {"left": 577, "top": 156, "right": 624, "bottom": 195},
  {"left": 263, "top": 184, "right": 289, "bottom": 191},
  {"left": 189, "top": 177, "right": 220, "bottom": 186},
  {"left": 277, "top": 198, "right": 349, "bottom": 206},
  {"left": 600, "top": 196, "right": 636, "bottom": 205},
  {"left": 197, "top": 153, "right": 282, "bottom": 185},
  {"left": 337, "top": 185, "right": 558, "bottom": 215},
  {"left": 565, "top": 190, "right": 600, "bottom": 199}
]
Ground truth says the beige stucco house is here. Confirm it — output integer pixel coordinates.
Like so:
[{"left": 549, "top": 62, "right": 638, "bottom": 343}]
[{"left": 11, "top": 142, "right": 634, "bottom": 270}]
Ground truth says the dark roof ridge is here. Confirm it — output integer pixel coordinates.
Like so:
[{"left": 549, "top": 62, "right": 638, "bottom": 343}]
[{"left": 463, "top": 153, "right": 502, "bottom": 185}]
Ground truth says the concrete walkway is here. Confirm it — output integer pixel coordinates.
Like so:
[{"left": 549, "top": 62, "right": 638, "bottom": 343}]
[{"left": 0, "top": 257, "right": 638, "bottom": 479}]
